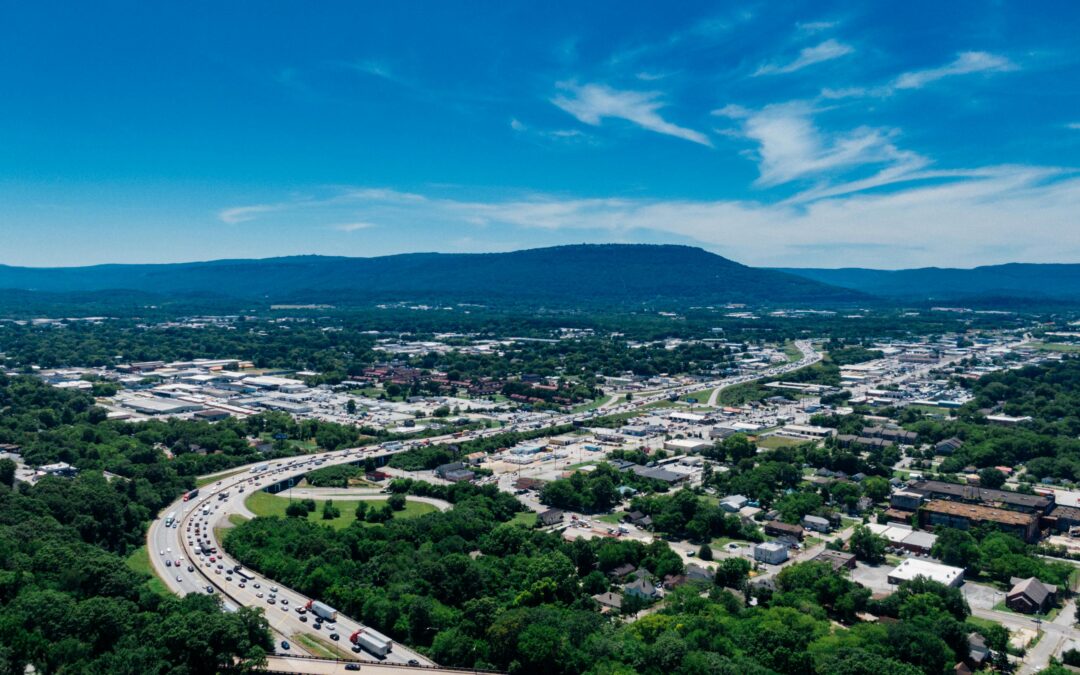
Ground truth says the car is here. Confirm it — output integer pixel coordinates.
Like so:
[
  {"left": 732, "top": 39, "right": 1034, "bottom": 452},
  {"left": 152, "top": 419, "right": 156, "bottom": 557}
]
[
  {"left": 256, "top": 592, "right": 263, "bottom": 598},
  {"left": 312, "top": 622, "right": 321, "bottom": 630},
  {"left": 238, "top": 582, "right": 246, "bottom": 588},
  {"left": 346, "top": 665, "right": 360, "bottom": 671},
  {"left": 253, "top": 582, "right": 260, "bottom": 589},
  {"left": 281, "top": 605, "right": 289, "bottom": 611},
  {"left": 408, "top": 660, "right": 420, "bottom": 667},
  {"left": 281, "top": 598, "right": 288, "bottom": 605},
  {"left": 267, "top": 598, "right": 276, "bottom": 604},
  {"left": 225, "top": 576, "right": 232, "bottom": 582},
  {"left": 166, "top": 560, "right": 172, "bottom": 567},
  {"left": 325, "top": 623, "right": 336, "bottom": 631},
  {"left": 209, "top": 557, "right": 216, "bottom": 563},
  {"left": 206, "top": 586, "right": 214, "bottom": 594},
  {"left": 329, "top": 633, "right": 339, "bottom": 641},
  {"left": 217, "top": 563, "right": 224, "bottom": 569},
  {"left": 159, "top": 549, "right": 165, "bottom": 556},
  {"left": 351, "top": 645, "right": 362, "bottom": 653},
  {"left": 176, "top": 575, "right": 183, "bottom": 582},
  {"left": 298, "top": 615, "right": 307, "bottom": 623},
  {"left": 187, "top": 565, "right": 195, "bottom": 572},
  {"left": 296, "top": 607, "right": 306, "bottom": 614},
  {"left": 215, "top": 569, "right": 221, "bottom": 574},
  {"left": 270, "top": 586, "right": 278, "bottom": 592},
  {"left": 166, "top": 547, "right": 171, "bottom": 553}
]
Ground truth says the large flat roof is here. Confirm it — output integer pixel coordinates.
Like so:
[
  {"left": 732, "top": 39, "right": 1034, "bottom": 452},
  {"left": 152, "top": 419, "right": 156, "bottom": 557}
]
[
  {"left": 888, "top": 558, "right": 964, "bottom": 586},
  {"left": 922, "top": 499, "right": 1037, "bottom": 526},
  {"left": 909, "top": 479, "right": 1052, "bottom": 510}
]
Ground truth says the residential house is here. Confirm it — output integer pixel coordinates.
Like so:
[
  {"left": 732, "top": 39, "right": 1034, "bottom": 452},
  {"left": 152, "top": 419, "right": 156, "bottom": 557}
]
[{"left": 1006, "top": 577, "right": 1057, "bottom": 614}]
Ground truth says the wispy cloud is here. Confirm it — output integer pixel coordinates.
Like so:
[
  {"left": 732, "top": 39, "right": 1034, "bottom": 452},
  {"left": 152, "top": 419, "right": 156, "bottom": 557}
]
[
  {"left": 893, "top": 51, "right": 1017, "bottom": 89},
  {"left": 754, "top": 39, "right": 854, "bottom": 76},
  {"left": 333, "top": 222, "right": 375, "bottom": 232},
  {"left": 796, "top": 21, "right": 837, "bottom": 34},
  {"left": 219, "top": 203, "right": 285, "bottom": 225},
  {"left": 714, "top": 102, "right": 926, "bottom": 187},
  {"left": 551, "top": 82, "right": 711, "bottom": 146},
  {"left": 350, "top": 60, "right": 398, "bottom": 82}
]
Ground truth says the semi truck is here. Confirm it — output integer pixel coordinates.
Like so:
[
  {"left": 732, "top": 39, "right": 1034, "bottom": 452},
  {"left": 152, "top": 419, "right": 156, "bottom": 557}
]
[
  {"left": 182, "top": 488, "right": 199, "bottom": 502},
  {"left": 164, "top": 511, "right": 176, "bottom": 527},
  {"left": 350, "top": 629, "right": 393, "bottom": 657},
  {"left": 305, "top": 600, "right": 337, "bottom": 621}
]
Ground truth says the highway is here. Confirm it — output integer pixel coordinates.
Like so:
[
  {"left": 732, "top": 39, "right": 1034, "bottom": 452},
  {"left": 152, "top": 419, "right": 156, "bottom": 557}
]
[{"left": 147, "top": 340, "right": 821, "bottom": 673}]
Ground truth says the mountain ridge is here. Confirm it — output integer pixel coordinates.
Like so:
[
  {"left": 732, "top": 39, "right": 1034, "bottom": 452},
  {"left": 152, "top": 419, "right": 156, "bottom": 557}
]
[{"left": 0, "top": 244, "right": 860, "bottom": 306}]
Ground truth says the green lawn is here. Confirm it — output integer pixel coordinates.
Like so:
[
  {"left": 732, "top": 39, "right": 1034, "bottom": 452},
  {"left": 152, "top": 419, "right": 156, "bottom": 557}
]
[
  {"left": 245, "top": 491, "right": 437, "bottom": 530},
  {"left": 710, "top": 536, "right": 752, "bottom": 548},
  {"left": 125, "top": 545, "right": 172, "bottom": 596},
  {"left": 992, "top": 601, "right": 1060, "bottom": 621},
  {"left": 783, "top": 341, "right": 802, "bottom": 363},
  {"left": 510, "top": 512, "right": 538, "bottom": 528},
  {"left": 597, "top": 513, "right": 624, "bottom": 525},
  {"left": 680, "top": 388, "right": 715, "bottom": 404},
  {"left": 965, "top": 616, "right": 1001, "bottom": 632},
  {"left": 572, "top": 395, "right": 613, "bottom": 413}
]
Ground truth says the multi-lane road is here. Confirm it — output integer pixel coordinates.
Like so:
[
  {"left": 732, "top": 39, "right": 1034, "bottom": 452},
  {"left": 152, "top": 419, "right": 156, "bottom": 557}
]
[{"left": 147, "top": 340, "right": 822, "bottom": 673}]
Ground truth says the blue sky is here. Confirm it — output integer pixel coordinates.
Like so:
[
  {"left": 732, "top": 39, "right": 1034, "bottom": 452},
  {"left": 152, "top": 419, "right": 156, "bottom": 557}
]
[{"left": 2, "top": 1, "right": 1079, "bottom": 268}]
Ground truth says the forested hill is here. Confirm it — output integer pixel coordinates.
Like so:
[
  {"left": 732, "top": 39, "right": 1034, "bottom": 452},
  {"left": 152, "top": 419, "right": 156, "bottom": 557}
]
[
  {"left": 0, "top": 244, "right": 860, "bottom": 306},
  {"left": 776, "top": 263, "right": 1080, "bottom": 301}
]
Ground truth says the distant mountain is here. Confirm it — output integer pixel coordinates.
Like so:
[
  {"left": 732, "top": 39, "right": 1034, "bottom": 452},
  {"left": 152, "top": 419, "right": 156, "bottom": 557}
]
[
  {"left": 776, "top": 263, "right": 1080, "bottom": 302},
  {"left": 0, "top": 245, "right": 861, "bottom": 307}
]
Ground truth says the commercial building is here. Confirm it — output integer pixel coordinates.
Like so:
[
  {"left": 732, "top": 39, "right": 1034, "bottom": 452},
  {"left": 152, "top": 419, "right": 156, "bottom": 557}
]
[
  {"left": 664, "top": 438, "right": 711, "bottom": 453},
  {"left": 778, "top": 424, "right": 836, "bottom": 440},
  {"left": 907, "top": 480, "right": 1054, "bottom": 515},
  {"left": 753, "top": 541, "right": 789, "bottom": 565},
  {"left": 919, "top": 500, "right": 1040, "bottom": 543},
  {"left": 811, "top": 550, "right": 856, "bottom": 572},
  {"left": 887, "top": 558, "right": 964, "bottom": 587}
]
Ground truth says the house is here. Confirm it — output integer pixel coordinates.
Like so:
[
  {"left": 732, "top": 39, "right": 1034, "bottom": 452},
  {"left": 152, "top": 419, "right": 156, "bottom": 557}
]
[
  {"left": 685, "top": 564, "right": 714, "bottom": 583},
  {"left": 802, "top": 515, "right": 831, "bottom": 533},
  {"left": 608, "top": 563, "right": 637, "bottom": 580},
  {"left": 967, "top": 633, "right": 991, "bottom": 668},
  {"left": 935, "top": 437, "right": 963, "bottom": 455},
  {"left": 624, "top": 575, "right": 659, "bottom": 599},
  {"left": 592, "top": 591, "right": 623, "bottom": 611},
  {"left": 753, "top": 541, "right": 789, "bottom": 565},
  {"left": 538, "top": 508, "right": 565, "bottom": 527},
  {"left": 764, "top": 520, "right": 804, "bottom": 541},
  {"left": 1006, "top": 577, "right": 1057, "bottom": 614}
]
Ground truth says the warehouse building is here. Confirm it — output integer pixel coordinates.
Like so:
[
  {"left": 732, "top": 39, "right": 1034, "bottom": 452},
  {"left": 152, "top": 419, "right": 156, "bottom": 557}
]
[
  {"left": 919, "top": 499, "right": 1040, "bottom": 543},
  {"left": 887, "top": 558, "right": 964, "bottom": 588}
]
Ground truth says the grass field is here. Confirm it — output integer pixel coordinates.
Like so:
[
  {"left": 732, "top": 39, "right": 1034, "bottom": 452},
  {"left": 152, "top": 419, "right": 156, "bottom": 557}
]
[
  {"left": 196, "top": 467, "right": 248, "bottom": 488},
  {"left": 1031, "top": 341, "right": 1080, "bottom": 353},
  {"left": 510, "top": 512, "right": 538, "bottom": 528},
  {"left": 245, "top": 491, "right": 437, "bottom": 530},
  {"left": 125, "top": 545, "right": 172, "bottom": 596},
  {"left": 572, "top": 395, "right": 613, "bottom": 413},
  {"left": 756, "top": 435, "right": 807, "bottom": 449},
  {"left": 783, "top": 341, "right": 802, "bottom": 363},
  {"left": 597, "top": 513, "right": 623, "bottom": 525},
  {"left": 291, "top": 633, "right": 354, "bottom": 660}
]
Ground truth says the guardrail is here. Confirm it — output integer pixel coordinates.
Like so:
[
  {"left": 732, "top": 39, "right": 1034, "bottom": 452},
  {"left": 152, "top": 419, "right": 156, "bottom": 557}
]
[{"left": 262, "top": 653, "right": 503, "bottom": 674}]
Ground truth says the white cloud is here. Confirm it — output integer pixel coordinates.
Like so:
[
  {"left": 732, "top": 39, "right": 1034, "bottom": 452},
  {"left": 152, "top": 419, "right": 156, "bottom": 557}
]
[
  {"left": 893, "top": 51, "right": 1017, "bottom": 90},
  {"left": 333, "top": 222, "right": 375, "bottom": 232},
  {"left": 509, "top": 118, "right": 527, "bottom": 132},
  {"left": 551, "top": 82, "right": 711, "bottom": 146},
  {"left": 755, "top": 39, "right": 854, "bottom": 76},
  {"left": 714, "top": 102, "right": 927, "bottom": 187},
  {"left": 217, "top": 169, "right": 1080, "bottom": 268},
  {"left": 1068, "top": 122, "right": 1080, "bottom": 130}
]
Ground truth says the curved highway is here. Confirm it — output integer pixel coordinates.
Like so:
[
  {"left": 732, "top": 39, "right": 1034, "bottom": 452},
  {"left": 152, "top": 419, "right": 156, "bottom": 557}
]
[{"left": 147, "top": 340, "right": 821, "bottom": 672}]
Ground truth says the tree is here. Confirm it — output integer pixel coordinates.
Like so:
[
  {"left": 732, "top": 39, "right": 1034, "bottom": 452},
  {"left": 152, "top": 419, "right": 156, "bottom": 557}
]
[
  {"left": 931, "top": 528, "right": 982, "bottom": 571},
  {"left": 354, "top": 501, "right": 368, "bottom": 520},
  {"left": 345, "top": 399, "right": 357, "bottom": 415},
  {"left": 715, "top": 557, "right": 751, "bottom": 588},
  {"left": 285, "top": 502, "right": 308, "bottom": 518},
  {"left": 0, "top": 458, "right": 15, "bottom": 488},
  {"left": 978, "top": 467, "right": 1006, "bottom": 489},
  {"left": 388, "top": 493, "right": 407, "bottom": 511},
  {"left": 698, "top": 544, "right": 713, "bottom": 561},
  {"left": 861, "top": 476, "right": 890, "bottom": 503},
  {"left": 849, "top": 525, "right": 886, "bottom": 564},
  {"left": 321, "top": 500, "right": 341, "bottom": 520}
]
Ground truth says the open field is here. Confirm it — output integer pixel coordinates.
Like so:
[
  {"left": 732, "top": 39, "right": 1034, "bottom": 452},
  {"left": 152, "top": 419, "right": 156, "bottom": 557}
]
[{"left": 245, "top": 491, "right": 437, "bottom": 530}]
